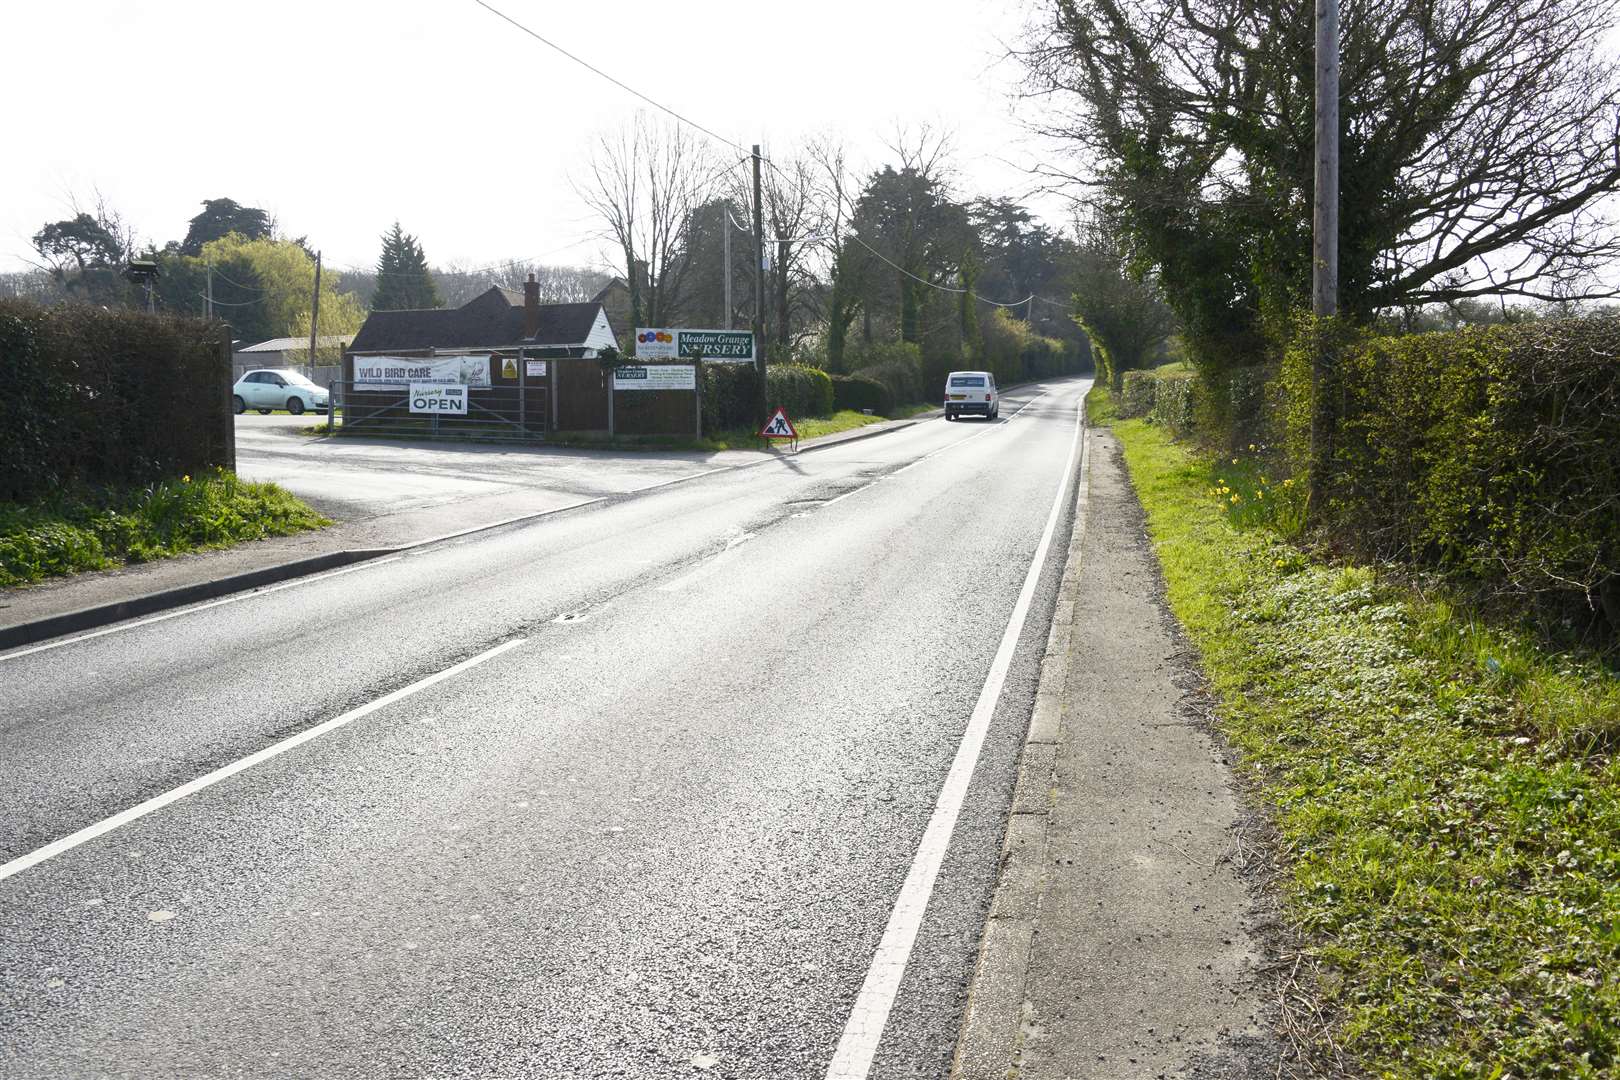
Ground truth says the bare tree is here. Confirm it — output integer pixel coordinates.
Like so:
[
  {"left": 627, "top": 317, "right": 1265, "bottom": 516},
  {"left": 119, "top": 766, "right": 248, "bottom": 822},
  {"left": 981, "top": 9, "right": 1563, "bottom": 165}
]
[
  {"left": 1020, "top": 0, "right": 1620, "bottom": 353},
  {"left": 807, "top": 136, "right": 869, "bottom": 369},
  {"left": 576, "top": 113, "right": 716, "bottom": 328},
  {"left": 731, "top": 149, "right": 823, "bottom": 350}
]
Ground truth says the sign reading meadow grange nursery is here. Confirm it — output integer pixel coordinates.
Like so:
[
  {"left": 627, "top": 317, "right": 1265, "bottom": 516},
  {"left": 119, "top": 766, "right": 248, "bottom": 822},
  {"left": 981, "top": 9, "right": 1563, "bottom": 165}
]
[{"left": 635, "top": 328, "right": 755, "bottom": 362}]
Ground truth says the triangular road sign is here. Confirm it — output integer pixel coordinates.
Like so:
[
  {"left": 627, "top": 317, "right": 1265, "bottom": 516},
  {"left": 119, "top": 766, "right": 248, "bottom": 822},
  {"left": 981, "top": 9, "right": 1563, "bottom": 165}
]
[
  {"left": 501, "top": 356, "right": 518, "bottom": 379},
  {"left": 759, "top": 407, "right": 798, "bottom": 439}
]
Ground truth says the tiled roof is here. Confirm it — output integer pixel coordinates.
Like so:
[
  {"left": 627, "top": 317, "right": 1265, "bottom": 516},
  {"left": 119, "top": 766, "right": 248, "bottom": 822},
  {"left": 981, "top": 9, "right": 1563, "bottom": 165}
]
[
  {"left": 239, "top": 335, "right": 354, "bottom": 353},
  {"left": 349, "top": 287, "right": 602, "bottom": 353}
]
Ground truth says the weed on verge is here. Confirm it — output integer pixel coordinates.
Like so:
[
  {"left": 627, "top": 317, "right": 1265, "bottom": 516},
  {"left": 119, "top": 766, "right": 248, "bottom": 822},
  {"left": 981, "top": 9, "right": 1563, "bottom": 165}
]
[{"left": 1103, "top": 402, "right": 1620, "bottom": 1079}]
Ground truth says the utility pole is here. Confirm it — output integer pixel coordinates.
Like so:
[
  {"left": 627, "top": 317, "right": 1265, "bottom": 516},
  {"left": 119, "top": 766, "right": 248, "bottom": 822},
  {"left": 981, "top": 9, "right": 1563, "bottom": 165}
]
[
  {"left": 723, "top": 210, "right": 733, "bottom": 331},
  {"left": 1309, "top": 0, "right": 1340, "bottom": 515},
  {"left": 307, "top": 250, "right": 323, "bottom": 381},
  {"left": 1313, "top": 0, "right": 1339, "bottom": 318},
  {"left": 205, "top": 262, "right": 214, "bottom": 321},
  {"left": 751, "top": 144, "right": 767, "bottom": 425}
]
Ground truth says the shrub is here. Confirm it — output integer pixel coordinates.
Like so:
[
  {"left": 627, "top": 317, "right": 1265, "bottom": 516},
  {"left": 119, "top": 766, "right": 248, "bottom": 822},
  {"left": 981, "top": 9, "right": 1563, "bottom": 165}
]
[
  {"left": 1149, "top": 371, "right": 1198, "bottom": 434},
  {"left": 1119, "top": 370, "right": 1157, "bottom": 418},
  {"left": 831, "top": 374, "right": 894, "bottom": 416},
  {"left": 0, "top": 300, "right": 232, "bottom": 502},
  {"left": 1291, "top": 315, "right": 1620, "bottom": 624},
  {"left": 700, "top": 362, "right": 758, "bottom": 435},
  {"left": 848, "top": 341, "right": 926, "bottom": 405},
  {"left": 766, "top": 363, "right": 835, "bottom": 419}
]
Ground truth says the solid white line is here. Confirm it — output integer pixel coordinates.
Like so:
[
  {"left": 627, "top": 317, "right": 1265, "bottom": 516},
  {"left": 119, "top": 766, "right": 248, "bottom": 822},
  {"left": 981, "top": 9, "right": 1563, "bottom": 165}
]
[
  {"left": 0, "top": 637, "right": 526, "bottom": 884},
  {"left": 0, "top": 556, "right": 407, "bottom": 662},
  {"left": 824, "top": 387, "right": 1084, "bottom": 1080}
]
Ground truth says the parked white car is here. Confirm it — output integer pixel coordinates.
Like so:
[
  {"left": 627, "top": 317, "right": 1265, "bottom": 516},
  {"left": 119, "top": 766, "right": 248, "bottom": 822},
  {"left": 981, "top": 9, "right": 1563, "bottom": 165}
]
[
  {"left": 944, "top": 370, "right": 998, "bottom": 421},
  {"left": 233, "top": 369, "right": 329, "bottom": 415}
]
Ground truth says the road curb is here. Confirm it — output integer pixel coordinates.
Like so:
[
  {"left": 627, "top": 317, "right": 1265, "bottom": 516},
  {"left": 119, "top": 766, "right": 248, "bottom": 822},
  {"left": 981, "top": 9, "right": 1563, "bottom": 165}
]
[
  {"left": 951, "top": 402, "right": 1094, "bottom": 1080},
  {"left": 0, "top": 499, "right": 607, "bottom": 653}
]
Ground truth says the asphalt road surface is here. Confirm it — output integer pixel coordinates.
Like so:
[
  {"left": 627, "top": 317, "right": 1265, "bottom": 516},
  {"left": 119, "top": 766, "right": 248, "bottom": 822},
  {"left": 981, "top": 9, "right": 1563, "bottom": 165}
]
[{"left": 1, "top": 377, "right": 1090, "bottom": 1080}]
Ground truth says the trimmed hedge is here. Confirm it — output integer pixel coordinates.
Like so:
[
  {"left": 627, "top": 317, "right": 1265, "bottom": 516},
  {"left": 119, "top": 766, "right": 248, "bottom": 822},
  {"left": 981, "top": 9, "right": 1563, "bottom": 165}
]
[
  {"left": 767, "top": 363, "right": 835, "bottom": 420},
  {"left": 831, "top": 374, "right": 894, "bottom": 416},
  {"left": 1149, "top": 371, "right": 1198, "bottom": 434},
  {"left": 1119, "top": 370, "right": 1157, "bottom": 417},
  {"left": 1291, "top": 316, "right": 1620, "bottom": 620},
  {"left": 0, "top": 301, "right": 231, "bottom": 502},
  {"left": 700, "top": 362, "right": 759, "bottom": 435}
]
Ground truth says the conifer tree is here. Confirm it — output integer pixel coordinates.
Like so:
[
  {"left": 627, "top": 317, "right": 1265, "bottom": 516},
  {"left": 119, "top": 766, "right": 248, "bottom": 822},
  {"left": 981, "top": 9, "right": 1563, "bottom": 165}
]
[{"left": 371, "top": 222, "right": 441, "bottom": 310}]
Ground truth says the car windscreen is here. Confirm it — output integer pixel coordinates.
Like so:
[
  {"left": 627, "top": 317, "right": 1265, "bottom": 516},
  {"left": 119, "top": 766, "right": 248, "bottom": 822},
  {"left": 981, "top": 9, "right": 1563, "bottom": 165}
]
[
  {"left": 949, "top": 375, "right": 986, "bottom": 387},
  {"left": 281, "top": 372, "right": 320, "bottom": 389}
]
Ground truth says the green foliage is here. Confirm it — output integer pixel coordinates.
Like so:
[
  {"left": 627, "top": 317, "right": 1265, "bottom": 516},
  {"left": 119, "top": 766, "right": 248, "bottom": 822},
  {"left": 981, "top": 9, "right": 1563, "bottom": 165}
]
[
  {"left": 0, "top": 469, "right": 328, "bottom": 586},
  {"left": 978, "top": 308, "right": 1069, "bottom": 385},
  {"left": 371, "top": 222, "right": 441, "bottom": 311},
  {"left": 1286, "top": 315, "right": 1620, "bottom": 624},
  {"left": 849, "top": 340, "right": 927, "bottom": 404},
  {"left": 1148, "top": 371, "right": 1198, "bottom": 434},
  {"left": 1119, "top": 370, "right": 1157, "bottom": 418},
  {"left": 1113, "top": 417, "right": 1620, "bottom": 1077},
  {"left": 766, "top": 363, "right": 835, "bottom": 419},
  {"left": 0, "top": 300, "right": 233, "bottom": 502},
  {"left": 700, "top": 362, "right": 759, "bottom": 435},
  {"left": 199, "top": 234, "right": 366, "bottom": 343},
  {"left": 180, "top": 198, "right": 272, "bottom": 256},
  {"left": 830, "top": 374, "right": 894, "bottom": 416}
]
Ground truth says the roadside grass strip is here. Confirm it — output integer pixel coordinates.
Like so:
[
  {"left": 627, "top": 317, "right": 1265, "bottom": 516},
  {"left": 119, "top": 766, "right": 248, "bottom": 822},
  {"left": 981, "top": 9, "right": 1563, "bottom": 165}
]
[
  {"left": 1101, "top": 399, "right": 1620, "bottom": 1078},
  {"left": 0, "top": 469, "right": 329, "bottom": 587}
]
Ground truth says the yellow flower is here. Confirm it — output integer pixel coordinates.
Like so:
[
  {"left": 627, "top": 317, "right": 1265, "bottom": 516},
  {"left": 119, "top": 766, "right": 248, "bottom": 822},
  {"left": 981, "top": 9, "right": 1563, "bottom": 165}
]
[
  {"left": 1231, "top": 458, "right": 1239, "bottom": 464},
  {"left": 1248, "top": 444, "right": 1257, "bottom": 452},
  {"left": 1283, "top": 478, "right": 1295, "bottom": 488},
  {"left": 1230, "top": 494, "right": 1240, "bottom": 503},
  {"left": 182, "top": 475, "right": 191, "bottom": 483}
]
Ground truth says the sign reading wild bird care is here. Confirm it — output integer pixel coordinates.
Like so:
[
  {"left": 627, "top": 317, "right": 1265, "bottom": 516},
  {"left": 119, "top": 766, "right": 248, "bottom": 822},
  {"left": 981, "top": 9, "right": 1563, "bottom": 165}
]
[
  {"left": 635, "top": 328, "right": 755, "bottom": 362},
  {"left": 354, "top": 355, "right": 492, "bottom": 389}
]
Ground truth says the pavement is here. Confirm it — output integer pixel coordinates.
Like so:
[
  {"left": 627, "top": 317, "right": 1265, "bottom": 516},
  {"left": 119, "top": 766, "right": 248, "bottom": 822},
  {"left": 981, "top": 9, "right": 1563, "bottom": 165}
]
[
  {"left": 0, "top": 410, "right": 937, "bottom": 632},
  {"left": 953, "top": 429, "right": 1278, "bottom": 1079},
  {"left": 1, "top": 380, "right": 1089, "bottom": 1079}
]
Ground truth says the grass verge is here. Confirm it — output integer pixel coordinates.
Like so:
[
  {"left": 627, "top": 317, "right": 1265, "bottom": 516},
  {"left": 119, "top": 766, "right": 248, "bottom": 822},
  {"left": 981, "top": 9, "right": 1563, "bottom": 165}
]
[
  {"left": 1089, "top": 384, "right": 1620, "bottom": 1078},
  {"left": 0, "top": 469, "right": 330, "bottom": 587}
]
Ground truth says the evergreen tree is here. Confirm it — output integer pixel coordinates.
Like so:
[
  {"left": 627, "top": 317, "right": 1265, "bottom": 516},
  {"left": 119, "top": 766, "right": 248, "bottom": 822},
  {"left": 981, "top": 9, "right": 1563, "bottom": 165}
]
[{"left": 371, "top": 222, "right": 441, "bottom": 310}]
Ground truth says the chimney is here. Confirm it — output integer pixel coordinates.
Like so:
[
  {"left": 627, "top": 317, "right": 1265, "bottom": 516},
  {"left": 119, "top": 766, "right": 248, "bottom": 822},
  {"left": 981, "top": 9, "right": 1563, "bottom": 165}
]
[{"left": 523, "top": 272, "right": 540, "bottom": 338}]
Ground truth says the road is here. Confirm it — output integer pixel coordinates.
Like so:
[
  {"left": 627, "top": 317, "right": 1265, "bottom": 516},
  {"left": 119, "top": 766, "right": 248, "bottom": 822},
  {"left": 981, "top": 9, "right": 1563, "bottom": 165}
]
[{"left": 0, "top": 378, "right": 1090, "bottom": 1079}]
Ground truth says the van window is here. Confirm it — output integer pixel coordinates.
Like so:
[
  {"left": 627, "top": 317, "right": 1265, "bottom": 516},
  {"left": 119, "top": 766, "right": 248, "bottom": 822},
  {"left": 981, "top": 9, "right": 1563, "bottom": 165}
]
[{"left": 949, "top": 375, "right": 986, "bottom": 387}]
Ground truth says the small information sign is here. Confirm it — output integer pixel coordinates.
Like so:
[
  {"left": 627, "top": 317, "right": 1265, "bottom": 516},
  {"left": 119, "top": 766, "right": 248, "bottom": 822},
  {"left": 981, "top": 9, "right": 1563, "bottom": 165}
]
[
  {"left": 526, "top": 360, "right": 547, "bottom": 377},
  {"left": 409, "top": 382, "right": 468, "bottom": 415},
  {"left": 613, "top": 364, "right": 697, "bottom": 391}
]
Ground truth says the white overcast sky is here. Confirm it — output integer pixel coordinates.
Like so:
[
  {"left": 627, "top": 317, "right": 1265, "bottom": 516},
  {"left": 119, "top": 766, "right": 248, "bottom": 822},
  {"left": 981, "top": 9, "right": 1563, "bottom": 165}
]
[{"left": 0, "top": 0, "right": 1064, "bottom": 278}]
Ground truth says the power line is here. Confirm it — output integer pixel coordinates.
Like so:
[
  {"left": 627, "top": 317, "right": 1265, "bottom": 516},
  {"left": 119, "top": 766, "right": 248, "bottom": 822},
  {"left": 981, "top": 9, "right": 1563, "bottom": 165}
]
[
  {"left": 470, "top": 0, "right": 748, "bottom": 155},
  {"left": 197, "top": 292, "right": 263, "bottom": 306}
]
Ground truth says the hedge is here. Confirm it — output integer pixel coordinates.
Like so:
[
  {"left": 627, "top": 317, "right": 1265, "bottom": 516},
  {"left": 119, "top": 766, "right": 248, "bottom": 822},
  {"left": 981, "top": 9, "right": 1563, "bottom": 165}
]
[
  {"left": 700, "top": 362, "right": 759, "bottom": 435},
  {"left": 1289, "top": 315, "right": 1620, "bottom": 621},
  {"left": 1119, "top": 370, "right": 1157, "bottom": 418},
  {"left": 766, "top": 364, "right": 835, "bottom": 420},
  {"left": 831, "top": 374, "right": 894, "bottom": 416},
  {"left": 0, "top": 300, "right": 231, "bottom": 503}
]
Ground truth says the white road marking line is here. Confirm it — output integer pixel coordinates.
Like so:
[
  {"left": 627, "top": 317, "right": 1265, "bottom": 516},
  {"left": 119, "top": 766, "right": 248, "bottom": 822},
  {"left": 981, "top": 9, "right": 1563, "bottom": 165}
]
[
  {"left": 0, "top": 556, "right": 407, "bottom": 662},
  {"left": 824, "top": 387, "right": 1084, "bottom": 1080},
  {"left": 0, "top": 637, "right": 526, "bottom": 884}
]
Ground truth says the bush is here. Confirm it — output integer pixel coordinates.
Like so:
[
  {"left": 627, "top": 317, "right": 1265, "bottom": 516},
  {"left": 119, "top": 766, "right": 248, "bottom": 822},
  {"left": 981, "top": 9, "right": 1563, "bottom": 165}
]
[
  {"left": 0, "top": 469, "right": 327, "bottom": 587},
  {"left": 0, "top": 300, "right": 232, "bottom": 502},
  {"left": 830, "top": 374, "right": 894, "bottom": 416},
  {"left": 766, "top": 363, "right": 835, "bottom": 419},
  {"left": 1119, "top": 370, "right": 1157, "bottom": 418},
  {"left": 700, "top": 362, "right": 758, "bottom": 435},
  {"left": 1149, "top": 371, "right": 1198, "bottom": 434},
  {"left": 1287, "top": 315, "right": 1620, "bottom": 623}
]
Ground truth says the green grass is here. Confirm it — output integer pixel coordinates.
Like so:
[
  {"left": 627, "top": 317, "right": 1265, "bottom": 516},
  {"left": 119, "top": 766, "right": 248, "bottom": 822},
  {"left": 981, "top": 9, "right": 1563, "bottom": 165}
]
[
  {"left": 0, "top": 469, "right": 330, "bottom": 587},
  {"left": 1089, "top": 384, "right": 1620, "bottom": 1078}
]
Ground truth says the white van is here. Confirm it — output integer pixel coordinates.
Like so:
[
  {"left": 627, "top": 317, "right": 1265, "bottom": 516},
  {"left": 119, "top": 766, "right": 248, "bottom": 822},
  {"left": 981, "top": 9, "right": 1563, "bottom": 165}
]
[{"left": 944, "top": 370, "right": 998, "bottom": 421}]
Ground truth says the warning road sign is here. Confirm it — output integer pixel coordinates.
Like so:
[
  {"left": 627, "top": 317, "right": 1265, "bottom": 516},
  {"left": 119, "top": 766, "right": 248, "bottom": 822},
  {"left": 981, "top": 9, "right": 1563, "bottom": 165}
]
[
  {"left": 500, "top": 356, "right": 518, "bottom": 379},
  {"left": 759, "top": 407, "right": 798, "bottom": 439}
]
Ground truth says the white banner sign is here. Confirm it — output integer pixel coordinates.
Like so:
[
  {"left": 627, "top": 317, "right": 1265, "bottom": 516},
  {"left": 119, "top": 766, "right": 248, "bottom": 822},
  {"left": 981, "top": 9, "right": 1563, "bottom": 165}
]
[
  {"left": 408, "top": 382, "right": 468, "bottom": 415},
  {"left": 354, "top": 355, "right": 491, "bottom": 388},
  {"left": 613, "top": 364, "right": 697, "bottom": 391}
]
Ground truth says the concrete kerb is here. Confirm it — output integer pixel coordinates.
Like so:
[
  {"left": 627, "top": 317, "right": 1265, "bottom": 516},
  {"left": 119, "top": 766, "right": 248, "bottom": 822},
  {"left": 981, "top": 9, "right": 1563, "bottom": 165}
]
[{"left": 951, "top": 402, "right": 1094, "bottom": 1080}]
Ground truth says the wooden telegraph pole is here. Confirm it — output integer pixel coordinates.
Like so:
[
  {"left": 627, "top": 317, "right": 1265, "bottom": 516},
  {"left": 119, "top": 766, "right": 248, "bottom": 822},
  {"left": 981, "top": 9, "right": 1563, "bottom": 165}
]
[
  {"left": 752, "top": 144, "right": 767, "bottom": 427},
  {"left": 307, "top": 250, "right": 323, "bottom": 382},
  {"left": 1309, "top": 0, "right": 1340, "bottom": 513}
]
